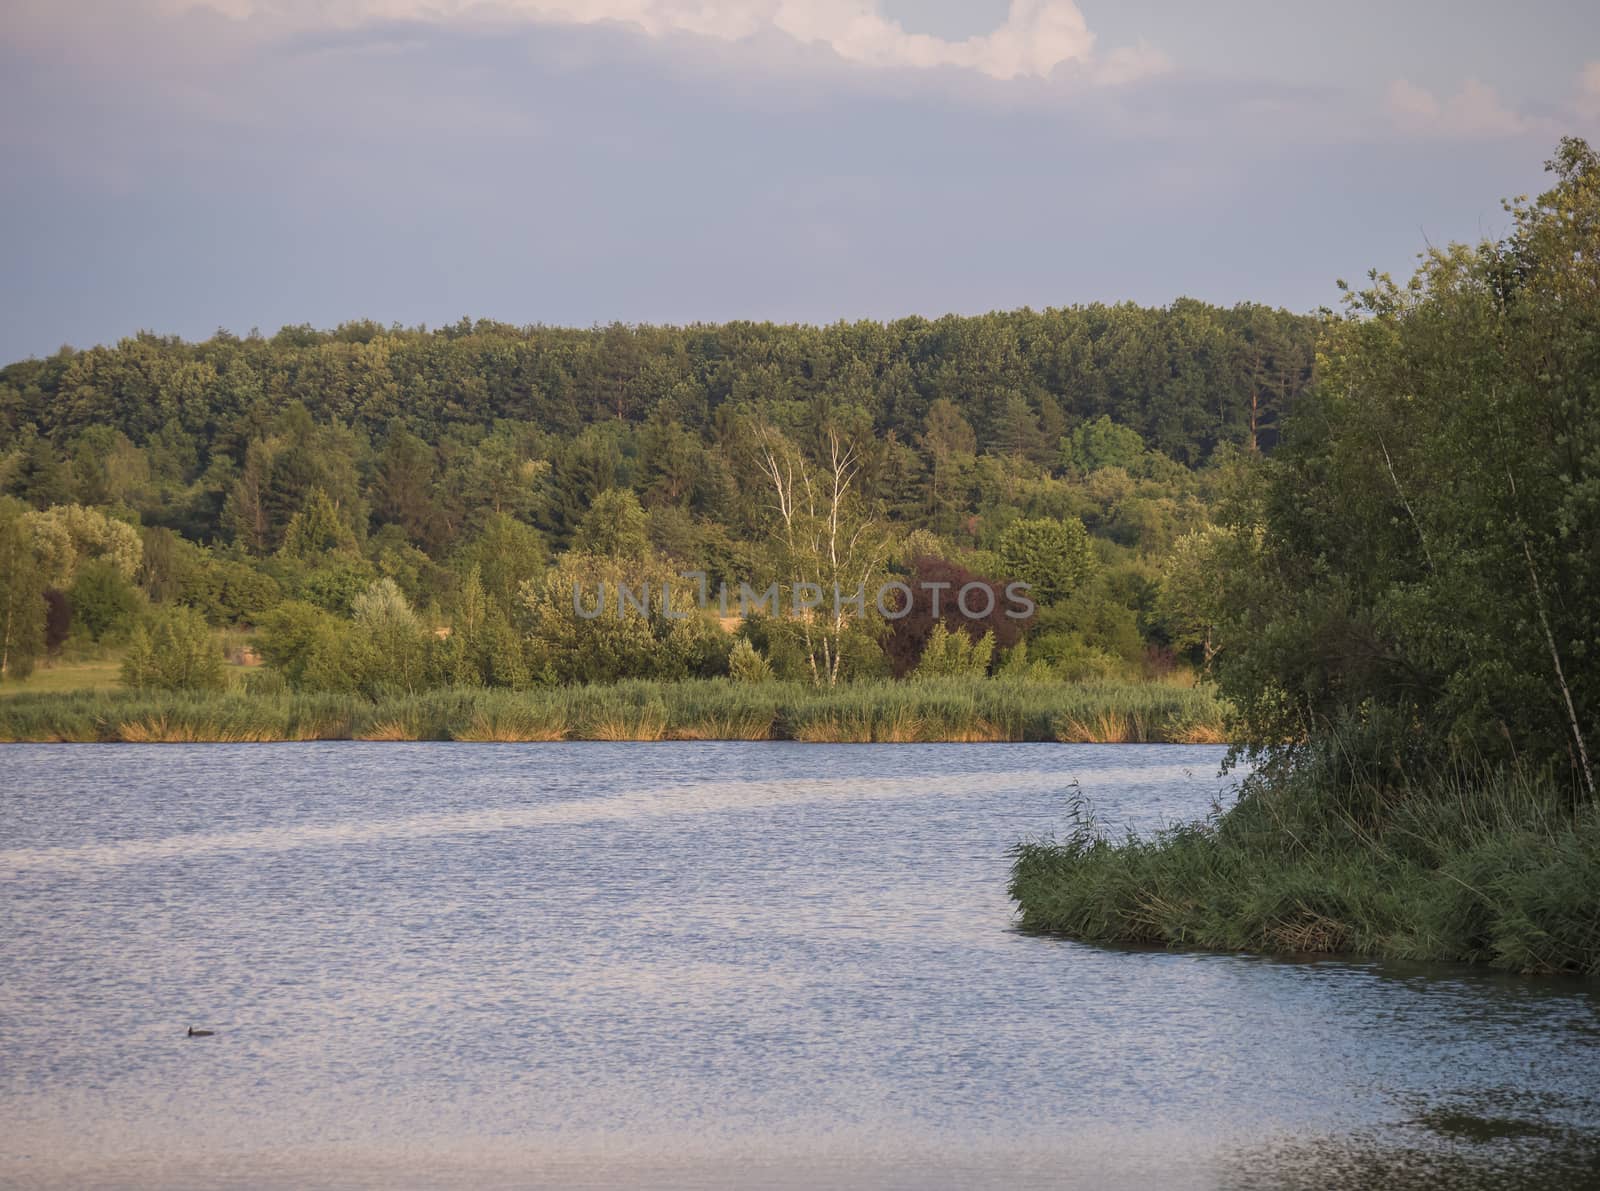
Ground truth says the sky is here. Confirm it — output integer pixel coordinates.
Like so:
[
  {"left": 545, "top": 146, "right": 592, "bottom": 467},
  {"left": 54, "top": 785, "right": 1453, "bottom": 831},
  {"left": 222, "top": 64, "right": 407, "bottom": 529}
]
[{"left": 1, "top": 0, "right": 1597, "bottom": 360}]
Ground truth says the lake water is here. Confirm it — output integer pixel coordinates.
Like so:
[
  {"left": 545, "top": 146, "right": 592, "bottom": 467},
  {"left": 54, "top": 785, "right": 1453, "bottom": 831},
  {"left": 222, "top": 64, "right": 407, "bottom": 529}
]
[{"left": 1, "top": 743, "right": 1597, "bottom": 1189}]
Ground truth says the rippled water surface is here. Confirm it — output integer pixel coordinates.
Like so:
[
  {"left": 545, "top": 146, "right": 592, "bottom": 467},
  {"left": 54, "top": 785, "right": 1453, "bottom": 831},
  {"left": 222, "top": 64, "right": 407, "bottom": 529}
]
[{"left": 1, "top": 743, "right": 1597, "bottom": 1189}]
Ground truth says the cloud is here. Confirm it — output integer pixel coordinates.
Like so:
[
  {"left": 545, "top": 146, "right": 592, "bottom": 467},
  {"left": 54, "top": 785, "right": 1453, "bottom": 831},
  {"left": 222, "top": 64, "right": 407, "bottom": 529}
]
[
  {"left": 1578, "top": 60, "right": 1600, "bottom": 122},
  {"left": 1384, "top": 77, "right": 1526, "bottom": 138},
  {"left": 144, "top": 0, "right": 1165, "bottom": 82}
]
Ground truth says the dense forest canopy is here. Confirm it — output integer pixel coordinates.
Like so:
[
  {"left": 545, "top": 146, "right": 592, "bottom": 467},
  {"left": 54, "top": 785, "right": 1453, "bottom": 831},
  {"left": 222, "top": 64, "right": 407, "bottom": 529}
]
[{"left": 1, "top": 299, "right": 1315, "bottom": 478}]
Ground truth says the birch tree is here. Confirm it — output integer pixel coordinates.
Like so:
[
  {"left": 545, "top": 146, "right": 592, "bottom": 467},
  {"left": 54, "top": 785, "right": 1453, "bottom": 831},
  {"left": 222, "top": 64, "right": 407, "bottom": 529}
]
[{"left": 757, "top": 425, "right": 887, "bottom": 687}]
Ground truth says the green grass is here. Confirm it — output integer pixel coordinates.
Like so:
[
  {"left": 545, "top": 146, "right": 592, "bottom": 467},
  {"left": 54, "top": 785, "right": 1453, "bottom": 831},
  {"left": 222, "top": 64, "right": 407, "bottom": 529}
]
[
  {"left": 1009, "top": 756, "right": 1600, "bottom": 976},
  {"left": 0, "top": 657, "right": 125, "bottom": 697},
  {"left": 0, "top": 649, "right": 255, "bottom": 698},
  {"left": 0, "top": 677, "right": 1229, "bottom": 744}
]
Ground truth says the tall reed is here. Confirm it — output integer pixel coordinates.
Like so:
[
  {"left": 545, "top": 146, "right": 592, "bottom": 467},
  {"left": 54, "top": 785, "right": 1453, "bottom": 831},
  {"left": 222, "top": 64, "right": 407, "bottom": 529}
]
[
  {"left": 0, "top": 677, "right": 1229, "bottom": 745},
  {"left": 1010, "top": 755, "right": 1600, "bottom": 976}
]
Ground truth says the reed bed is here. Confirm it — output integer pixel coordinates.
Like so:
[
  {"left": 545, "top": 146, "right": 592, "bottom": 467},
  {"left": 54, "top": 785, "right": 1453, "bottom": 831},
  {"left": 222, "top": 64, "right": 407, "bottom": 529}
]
[
  {"left": 1010, "top": 755, "right": 1600, "bottom": 976},
  {"left": 451, "top": 705, "right": 570, "bottom": 743},
  {"left": 0, "top": 677, "right": 1229, "bottom": 745}
]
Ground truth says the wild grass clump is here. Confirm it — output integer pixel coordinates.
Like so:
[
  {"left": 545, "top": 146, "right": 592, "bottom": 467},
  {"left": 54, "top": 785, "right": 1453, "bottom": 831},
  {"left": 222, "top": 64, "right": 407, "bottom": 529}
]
[
  {"left": 450, "top": 692, "right": 570, "bottom": 742},
  {"left": 664, "top": 693, "right": 779, "bottom": 741},
  {"left": 1010, "top": 755, "right": 1600, "bottom": 976}
]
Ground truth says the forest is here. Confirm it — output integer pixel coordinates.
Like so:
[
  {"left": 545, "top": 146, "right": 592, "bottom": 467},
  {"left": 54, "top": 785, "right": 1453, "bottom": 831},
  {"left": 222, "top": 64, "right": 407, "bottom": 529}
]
[{"left": 0, "top": 299, "right": 1315, "bottom": 695}]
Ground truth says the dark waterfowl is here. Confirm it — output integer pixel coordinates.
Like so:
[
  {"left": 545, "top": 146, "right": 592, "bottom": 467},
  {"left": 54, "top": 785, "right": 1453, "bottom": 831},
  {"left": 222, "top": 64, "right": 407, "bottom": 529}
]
[{"left": 186, "top": 1027, "right": 214, "bottom": 1037}]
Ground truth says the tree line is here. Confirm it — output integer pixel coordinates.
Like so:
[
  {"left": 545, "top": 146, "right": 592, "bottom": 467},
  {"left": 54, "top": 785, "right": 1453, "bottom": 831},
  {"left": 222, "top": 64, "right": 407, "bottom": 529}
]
[{"left": 0, "top": 299, "right": 1309, "bottom": 690}]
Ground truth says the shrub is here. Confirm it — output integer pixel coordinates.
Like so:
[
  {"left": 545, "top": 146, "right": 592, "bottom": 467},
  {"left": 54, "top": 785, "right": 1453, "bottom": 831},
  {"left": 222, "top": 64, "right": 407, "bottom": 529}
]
[
  {"left": 996, "top": 517, "right": 1095, "bottom": 606},
  {"left": 728, "top": 638, "right": 774, "bottom": 684},
  {"left": 121, "top": 605, "right": 226, "bottom": 692},
  {"left": 68, "top": 559, "right": 144, "bottom": 642},
  {"left": 913, "top": 624, "right": 994, "bottom": 679}
]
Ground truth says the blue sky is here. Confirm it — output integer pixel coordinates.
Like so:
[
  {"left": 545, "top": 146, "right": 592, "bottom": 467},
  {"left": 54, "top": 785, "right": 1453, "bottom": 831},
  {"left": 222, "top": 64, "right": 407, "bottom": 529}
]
[{"left": 2, "top": 0, "right": 1597, "bottom": 360}]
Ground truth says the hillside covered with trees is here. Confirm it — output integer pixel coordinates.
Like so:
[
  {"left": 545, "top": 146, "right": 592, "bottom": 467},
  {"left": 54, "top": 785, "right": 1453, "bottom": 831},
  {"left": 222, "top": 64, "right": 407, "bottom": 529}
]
[{"left": 0, "top": 300, "right": 1314, "bottom": 691}]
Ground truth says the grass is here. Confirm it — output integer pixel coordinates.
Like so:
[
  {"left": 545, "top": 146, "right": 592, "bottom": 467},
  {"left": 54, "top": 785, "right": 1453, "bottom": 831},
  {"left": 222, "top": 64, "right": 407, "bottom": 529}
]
[
  {"left": 1009, "top": 753, "right": 1600, "bottom": 976},
  {"left": 0, "top": 656, "right": 124, "bottom": 696},
  {"left": 0, "top": 649, "right": 256, "bottom": 698},
  {"left": 0, "top": 677, "right": 1229, "bottom": 745}
]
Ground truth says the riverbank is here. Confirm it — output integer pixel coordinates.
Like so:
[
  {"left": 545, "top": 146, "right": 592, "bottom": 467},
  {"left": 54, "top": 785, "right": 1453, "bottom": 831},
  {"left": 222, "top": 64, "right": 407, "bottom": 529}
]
[
  {"left": 1009, "top": 759, "right": 1600, "bottom": 976},
  {"left": 0, "top": 677, "right": 1227, "bottom": 744}
]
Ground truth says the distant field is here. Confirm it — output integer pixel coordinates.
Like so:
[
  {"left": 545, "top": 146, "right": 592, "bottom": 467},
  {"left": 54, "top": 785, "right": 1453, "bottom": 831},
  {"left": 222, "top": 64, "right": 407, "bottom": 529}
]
[
  {"left": 0, "top": 654, "right": 254, "bottom": 699},
  {"left": 0, "top": 658, "right": 125, "bottom": 698}
]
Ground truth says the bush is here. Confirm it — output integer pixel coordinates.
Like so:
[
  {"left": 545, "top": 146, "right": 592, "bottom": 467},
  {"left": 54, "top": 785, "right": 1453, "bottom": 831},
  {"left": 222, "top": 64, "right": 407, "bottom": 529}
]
[
  {"left": 913, "top": 624, "right": 994, "bottom": 679},
  {"left": 121, "top": 605, "right": 226, "bottom": 692},
  {"left": 255, "top": 600, "right": 345, "bottom": 689},
  {"left": 68, "top": 560, "right": 144, "bottom": 642},
  {"left": 997, "top": 516, "right": 1096, "bottom": 606},
  {"left": 728, "top": 638, "right": 774, "bottom": 684}
]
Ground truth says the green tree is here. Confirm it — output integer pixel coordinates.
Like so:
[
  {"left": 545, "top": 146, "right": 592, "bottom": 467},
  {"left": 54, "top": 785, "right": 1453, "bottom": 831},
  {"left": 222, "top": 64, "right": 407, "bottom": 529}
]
[
  {"left": 997, "top": 517, "right": 1096, "bottom": 606},
  {"left": 0, "top": 500, "right": 46, "bottom": 680},
  {"left": 121, "top": 605, "right": 225, "bottom": 691},
  {"left": 1156, "top": 527, "right": 1226, "bottom": 665},
  {"left": 372, "top": 430, "right": 444, "bottom": 550},
  {"left": 1062, "top": 415, "right": 1146, "bottom": 476},
  {"left": 1217, "top": 139, "right": 1600, "bottom": 796},
  {"left": 573, "top": 488, "right": 649, "bottom": 560},
  {"left": 351, "top": 577, "right": 429, "bottom": 693},
  {"left": 279, "top": 487, "right": 358, "bottom": 561},
  {"left": 68, "top": 560, "right": 143, "bottom": 642},
  {"left": 917, "top": 398, "right": 976, "bottom": 533},
  {"left": 256, "top": 600, "right": 344, "bottom": 689},
  {"left": 21, "top": 504, "right": 143, "bottom": 588},
  {"left": 913, "top": 623, "right": 995, "bottom": 678},
  {"left": 727, "top": 637, "right": 774, "bottom": 684},
  {"left": 453, "top": 513, "right": 546, "bottom": 610}
]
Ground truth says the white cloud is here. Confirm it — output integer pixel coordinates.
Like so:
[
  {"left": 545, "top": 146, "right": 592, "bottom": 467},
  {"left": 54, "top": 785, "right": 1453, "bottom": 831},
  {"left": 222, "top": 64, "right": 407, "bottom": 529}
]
[
  {"left": 1577, "top": 60, "right": 1600, "bottom": 122},
  {"left": 155, "top": 0, "right": 1165, "bottom": 82},
  {"left": 1385, "top": 77, "right": 1526, "bottom": 138}
]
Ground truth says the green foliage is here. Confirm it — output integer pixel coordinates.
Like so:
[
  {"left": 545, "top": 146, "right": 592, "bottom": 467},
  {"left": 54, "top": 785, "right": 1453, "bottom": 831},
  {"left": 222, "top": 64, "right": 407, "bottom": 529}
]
[
  {"left": 0, "top": 677, "right": 1226, "bottom": 745},
  {"left": 452, "top": 513, "right": 547, "bottom": 609},
  {"left": 0, "top": 248, "right": 1320, "bottom": 695},
  {"left": 298, "top": 560, "right": 377, "bottom": 614},
  {"left": 1213, "top": 138, "right": 1600, "bottom": 793},
  {"left": 1010, "top": 752, "right": 1600, "bottom": 976},
  {"left": 120, "top": 605, "right": 226, "bottom": 692},
  {"left": 572, "top": 487, "right": 649, "bottom": 560},
  {"left": 279, "top": 487, "right": 358, "bottom": 560},
  {"left": 1157, "top": 528, "right": 1225, "bottom": 664},
  {"left": 1010, "top": 141, "right": 1600, "bottom": 977},
  {"left": 20, "top": 503, "right": 142, "bottom": 588},
  {"left": 349, "top": 578, "right": 430, "bottom": 694},
  {"left": 256, "top": 600, "right": 346, "bottom": 689},
  {"left": 996, "top": 516, "right": 1095, "bottom": 606},
  {"left": 0, "top": 499, "right": 46, "bottom": 681},
  {"left": 175, "top": 553, "right": 283, "bottom": 625},
  {"left": 913, "top": 623, "right": 995, "bottom": 679},
  {"left": 727, "top": 638, "right": 774, "bottom": 684},
  {"left": 67, "top": 560, "right": 143, "bottom": 642},
  {"left": 1061, "top": 415, "right": 1146, "bottom": 476}
]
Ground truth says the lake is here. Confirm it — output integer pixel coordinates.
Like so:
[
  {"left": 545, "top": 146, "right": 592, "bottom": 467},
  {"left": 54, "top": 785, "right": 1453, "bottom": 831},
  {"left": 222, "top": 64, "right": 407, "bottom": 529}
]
[{"left": 1, "top": 743, "right": 1596, "bottom": 1188}]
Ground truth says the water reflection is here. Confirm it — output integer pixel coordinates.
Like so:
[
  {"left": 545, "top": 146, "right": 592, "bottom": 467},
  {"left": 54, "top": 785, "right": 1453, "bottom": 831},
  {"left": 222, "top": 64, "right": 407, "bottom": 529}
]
[{"left": 0, "top": 743, "right": 1594, "bottom": 1189}]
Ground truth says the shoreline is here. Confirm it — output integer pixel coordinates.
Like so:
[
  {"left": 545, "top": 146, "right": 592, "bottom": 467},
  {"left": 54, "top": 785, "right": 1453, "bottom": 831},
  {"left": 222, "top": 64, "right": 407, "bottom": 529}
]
[{"left": 0, "top": 679, "right": 1229, "bottom": 746}]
